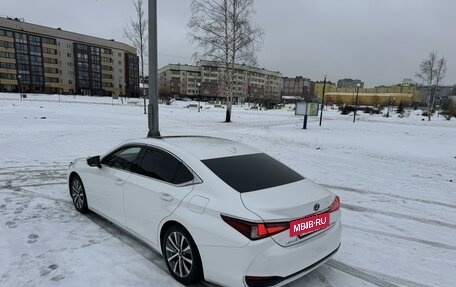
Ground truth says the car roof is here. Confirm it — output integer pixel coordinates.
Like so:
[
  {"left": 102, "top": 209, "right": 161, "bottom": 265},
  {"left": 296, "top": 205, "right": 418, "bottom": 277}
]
[{"left": 133, "top": 136, "right": 260, "bottom": 160}]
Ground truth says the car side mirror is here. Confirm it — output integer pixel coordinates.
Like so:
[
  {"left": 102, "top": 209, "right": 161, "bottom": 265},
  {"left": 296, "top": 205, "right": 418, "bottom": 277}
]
[{"left": 87, "top": 156, "right": 101, "bottom": 168}]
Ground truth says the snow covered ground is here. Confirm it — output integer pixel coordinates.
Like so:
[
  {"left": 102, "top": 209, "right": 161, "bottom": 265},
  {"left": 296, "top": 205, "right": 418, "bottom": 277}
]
[{"left": 1, "top": 93, "right": 455, "bottom": 287}]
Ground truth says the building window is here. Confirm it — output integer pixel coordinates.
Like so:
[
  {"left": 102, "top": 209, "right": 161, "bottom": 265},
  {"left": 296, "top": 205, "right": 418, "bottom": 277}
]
[
  {"left": 0, "top": 62, "right": 15, "bottom": 69},
  {"left": 45, "top": 77, "right": 59, "bottom": 83},
  {"left": 0, "top": 29, "right": 13, "bottom": 37},
  {"left": 44, "top": 57, "right": 58, "bottom": 64},
  {"left": 0, "top": 41, "right": 14, "bottom": 48},
  {"left": 15, "top": 33, "right": 27, "bottom": 44},
  {"left": 0, "top": 51, "right": 15, "bottom": 59},
  {"left": 42, "top": 37, "right": 57, "bottom": 45}
]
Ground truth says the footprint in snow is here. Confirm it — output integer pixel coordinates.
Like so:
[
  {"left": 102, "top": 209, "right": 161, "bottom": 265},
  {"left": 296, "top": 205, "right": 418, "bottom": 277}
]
[
  {"left": 50, "top": 274, "right": 65, "bottom": 281},
  {"left": 48, "top": 264, "right": 59, "bottom": 270},
  {"left": 27, "top": 233, "right": 39, "bottom": 244},
  {"left": 6, "top": 221, "right": 17, "bottom": 228}
]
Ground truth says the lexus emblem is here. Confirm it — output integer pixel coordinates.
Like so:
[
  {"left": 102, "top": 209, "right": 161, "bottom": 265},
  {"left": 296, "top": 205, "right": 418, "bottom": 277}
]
[{"left": 314, "top": 203, "right": 320, "bottom": 211}]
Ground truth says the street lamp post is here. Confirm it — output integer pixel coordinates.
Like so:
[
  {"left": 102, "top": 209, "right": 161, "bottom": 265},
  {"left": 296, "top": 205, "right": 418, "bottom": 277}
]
[
  {"left": 147, "top": 0, "right": 160, "bottom": 137},
  {"left": 197, "top": 82, "right": 201, "bottom": 112},
  {"left": 142, "top": 77, "right": 146, "bottom": 114},
  {"left": 353, "top": 83, "right": 360, "bottom": 123},
  {"left": 124, "top": 83, "right": 127, "bottom": 101},
  {"left": 17, "top": 75, "right": 22, "bottom": 101},
  {"left": 319, "top": 75, "right": 327, "bottom": 126},
  {"left": 438, "top": 97, "right": 442, "bottom": 117},
  {"left": 386, "top": 95, "right": 392, "bottom": 117}
]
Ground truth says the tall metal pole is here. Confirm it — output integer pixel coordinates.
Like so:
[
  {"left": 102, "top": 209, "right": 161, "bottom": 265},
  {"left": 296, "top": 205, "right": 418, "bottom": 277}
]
[
  {"left": 18, "top": 75, "right": 22, "bottom": 102},
  {"left": 143, "top": 77, "right": 147, "bottom": 114},
  {"left": 319, "top": 75, "right": 327, "bottom": 126},
  {"left": 353, "top": 84, "right": 360, "bottom": 123},
  {"left": 147, "top": 0, "right": 160, "bottom": 137},
  {"left": 386, "top": 95, "right": 392, "bottom": 117},
  {"left": 438, "top": 97, "right": 442, "bottom": 117},
  {"left": 197, "top": 82, "right": 201, "bottom": 112}
]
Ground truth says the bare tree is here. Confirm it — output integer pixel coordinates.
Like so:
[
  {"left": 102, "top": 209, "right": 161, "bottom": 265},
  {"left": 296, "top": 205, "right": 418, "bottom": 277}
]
[
  {"left": 416, "top": 51, "right": 447, "bottom": 120},
  {"left": 124, "top": 0, "right": 148, "bottom": 114},
  {"left": 188, "top": 0, "right": 263, "bottom": 122}
]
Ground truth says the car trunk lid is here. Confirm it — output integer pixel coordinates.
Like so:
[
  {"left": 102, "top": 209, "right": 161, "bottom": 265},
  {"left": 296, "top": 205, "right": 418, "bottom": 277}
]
[{"left": 240, "top": 179, "right": 336, "bottom": 247}]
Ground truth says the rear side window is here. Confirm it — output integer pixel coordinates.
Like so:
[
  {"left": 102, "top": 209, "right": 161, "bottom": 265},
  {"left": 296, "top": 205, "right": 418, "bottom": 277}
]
[
  {"left": 202, "top": 153, "right": 304, "bottom": 193},
  {"left": 138, "top": 148, "right": 193, "bottom": 184}
]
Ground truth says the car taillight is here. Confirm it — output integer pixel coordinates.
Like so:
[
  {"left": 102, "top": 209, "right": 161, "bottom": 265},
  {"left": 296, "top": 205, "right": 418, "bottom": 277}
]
[
  {"left": 329, "top": 196, "right": 340, "bottom": 212},
  {"left": 221, "top": 215, "right": 289, "bottom": 240}
]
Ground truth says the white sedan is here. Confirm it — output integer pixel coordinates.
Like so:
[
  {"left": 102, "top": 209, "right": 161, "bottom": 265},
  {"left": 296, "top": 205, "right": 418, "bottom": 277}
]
[{"left": 68, "top": 136, "right": 341, "bottom": 287}]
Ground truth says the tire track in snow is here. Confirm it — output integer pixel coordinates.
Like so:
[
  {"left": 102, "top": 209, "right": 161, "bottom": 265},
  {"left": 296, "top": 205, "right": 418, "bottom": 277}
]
[
  {"left": 0, "top": 164, "right": 67, "bottom": 171},
  {"left": 321, "top": 184, "right": 456, "bottom": 210},
  {"left": 0, "top": 163, "right": 67, "bottom": 190},
  {"left": 0, "top": 168, "right": 67, "bottom": 175},
  {"left": 0, "top": 187, "right": 70, "bottom": 205},
  {"left": 342, "top": 203, "right": 456, "bottom": 229},
  {"left": 343, "top": 224, "right": 456, "bottom": 251},
  {"left": 0, "top": 176, "right": 66, "bottom": 183},
  {"left": 0, "top": 182, "right": 66, "bottom": 189},
  {"left": 327, "top": 259, "right": 433, "bottom": 287}
]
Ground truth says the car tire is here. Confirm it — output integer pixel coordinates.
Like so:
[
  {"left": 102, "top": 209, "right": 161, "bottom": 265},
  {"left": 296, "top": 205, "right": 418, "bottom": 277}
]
[
  {"left": 162, "top": 225, "right": 203, "bottom": 285},
  {"left": 69, "top": 174, "right": 89, "bottom": 213}
]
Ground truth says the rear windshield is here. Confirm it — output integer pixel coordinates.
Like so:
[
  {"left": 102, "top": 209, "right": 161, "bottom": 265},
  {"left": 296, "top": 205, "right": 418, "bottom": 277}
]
[{"left": 202, "top": 153, "right": 304, "bottom": 193}]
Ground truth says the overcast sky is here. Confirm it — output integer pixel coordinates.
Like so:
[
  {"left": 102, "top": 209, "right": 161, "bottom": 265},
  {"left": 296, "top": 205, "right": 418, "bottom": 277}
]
[{"left": 1, "top": 0, "right": 454, "bottom": 86}]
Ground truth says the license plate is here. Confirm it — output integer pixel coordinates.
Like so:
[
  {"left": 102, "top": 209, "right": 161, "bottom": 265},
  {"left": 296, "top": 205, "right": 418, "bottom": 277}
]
[{"left": 290, "top": 213, "right": 330, "bottom": 237}]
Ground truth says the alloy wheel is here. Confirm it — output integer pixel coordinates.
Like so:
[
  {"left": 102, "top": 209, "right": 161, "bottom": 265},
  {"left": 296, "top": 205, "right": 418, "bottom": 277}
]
[
  {"left": 71, "top": 178, "right": 85, "bottom": 210},
  {"left": 165, "top": 231, "right": 193, "bottom": 278}
]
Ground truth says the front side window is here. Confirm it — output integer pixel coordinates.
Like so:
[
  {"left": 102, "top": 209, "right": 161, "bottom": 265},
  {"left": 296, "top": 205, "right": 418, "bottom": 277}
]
[
  {"left": 102, "top": 146, "right": 142, "bottom": 172},
  {"left": 137, "top": 148, "right": 193, "bottom": 184}
]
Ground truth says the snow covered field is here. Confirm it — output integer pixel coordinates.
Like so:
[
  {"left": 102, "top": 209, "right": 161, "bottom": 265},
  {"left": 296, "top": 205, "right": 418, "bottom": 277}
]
[{"left": 1, "top": 93, "right": 455, "bottom": 287}]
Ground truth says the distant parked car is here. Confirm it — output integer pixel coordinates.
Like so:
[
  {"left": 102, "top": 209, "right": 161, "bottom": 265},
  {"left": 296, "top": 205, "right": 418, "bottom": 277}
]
[
  {"left": 363, "top": 106, "right": 381, "bottom": 114},
  {"left": 68, "top": 136, "right": 341, "bottom": 287}
]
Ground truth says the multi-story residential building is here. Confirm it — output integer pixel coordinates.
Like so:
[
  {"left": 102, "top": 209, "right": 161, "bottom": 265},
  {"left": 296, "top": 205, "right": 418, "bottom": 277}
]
[
  {"left": 0, "top": 17, "right": 139, "bottom": 97},
  {"left": 416, "top": 85, "right": 455, "bottom": 106},
  {"left": 159, "top": 64, "right": 202, "bottom": 99},
  {"left": 282, "top": 76, "right": 312, "bottom": 102},
  {"left": 158, "top": 61, "right": 283, "bottom": 103},
  {"left": 337, "top": 78, "right": 364, "bottom": 89}
]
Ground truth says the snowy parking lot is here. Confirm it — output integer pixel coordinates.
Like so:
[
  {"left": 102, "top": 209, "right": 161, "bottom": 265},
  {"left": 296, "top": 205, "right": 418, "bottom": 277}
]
[{"left": 1, "top": 93, "right": 455, "bottom": 287}]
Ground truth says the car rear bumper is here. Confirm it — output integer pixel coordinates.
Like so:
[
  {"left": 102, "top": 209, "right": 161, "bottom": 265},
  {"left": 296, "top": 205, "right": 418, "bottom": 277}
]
[{"left": 199, "top": 219, "right": 342, "bottom": 287}]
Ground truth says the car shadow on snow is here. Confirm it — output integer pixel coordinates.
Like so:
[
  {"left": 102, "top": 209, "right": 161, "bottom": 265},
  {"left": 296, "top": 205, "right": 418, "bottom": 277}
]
[{"left": 84, "top": 211, "right": 219, "bottom": 287}]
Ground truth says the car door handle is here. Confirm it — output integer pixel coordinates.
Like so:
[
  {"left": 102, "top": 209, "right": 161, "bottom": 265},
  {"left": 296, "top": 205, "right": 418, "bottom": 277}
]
[
  {"left": 160, "top": 193, "right": 174, "bottom": 202},
  {"left": 114, "top": 178, "right": 124, "bottom": 185}
]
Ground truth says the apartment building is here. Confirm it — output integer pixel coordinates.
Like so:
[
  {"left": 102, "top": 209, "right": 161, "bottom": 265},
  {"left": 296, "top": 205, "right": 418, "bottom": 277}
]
[
  {"left": 0, "top": 17, "right": 139, "bottom": 97},
  {"left": 158, "top": 61, "right": 283, "bottom": 103},
  {"left": 282, "top": 76, "right": 312, "bottom": 102}
]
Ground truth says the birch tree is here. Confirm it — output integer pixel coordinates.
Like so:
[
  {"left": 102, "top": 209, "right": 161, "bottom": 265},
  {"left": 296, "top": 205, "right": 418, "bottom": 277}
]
[
  {"left": 416, "top": 51, "right": 447, "bottom": 120},
  {"left": 188, "top": 0, "right": 263, "bottom": 122},
  {"left": 124, "top": 0, "right": 148, "bottom": 114}
]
